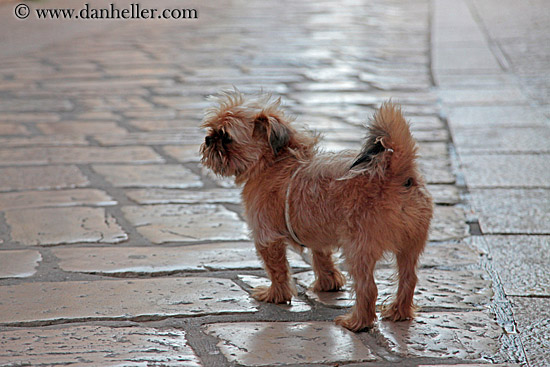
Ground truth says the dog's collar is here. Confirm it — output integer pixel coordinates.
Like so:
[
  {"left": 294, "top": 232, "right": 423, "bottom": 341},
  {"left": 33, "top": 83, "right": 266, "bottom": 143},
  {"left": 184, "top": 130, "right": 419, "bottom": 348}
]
[{"left": 284, "top": 165, "right": 305, "bottom": 247}]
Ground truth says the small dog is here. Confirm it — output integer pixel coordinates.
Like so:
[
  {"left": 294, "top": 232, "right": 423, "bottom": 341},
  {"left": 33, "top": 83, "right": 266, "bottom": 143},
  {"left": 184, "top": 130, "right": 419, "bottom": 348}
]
[{"left": 200, "top": 90, "right": 433, "bottom": 331}]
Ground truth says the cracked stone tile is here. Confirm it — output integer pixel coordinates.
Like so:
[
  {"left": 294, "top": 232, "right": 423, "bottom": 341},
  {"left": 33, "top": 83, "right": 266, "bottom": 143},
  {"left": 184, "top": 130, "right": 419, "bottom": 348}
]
[
  {"left": 5, "top": 207, "right": 127, "bottom": 246},
  {"left": 472, "top": 236, "right": 550, "bottom": 296},
  {"left": 205, "top": 322, "right": 376, "bottom": 366},
  {"left": 162, "top": 145, "right": 202, "bottom": 163},
  {"left": 510, "top": 297, "right": 550, "bottom": 367},
  {"left": 126, "top": 188, "right": 241, "bottom": 205},
  {"left": 0, "top": 166, "right": 89, "bottom": 192},
  {"left": 93, "top": 164, "right": 202, "bottom": 189},
  {"left": 294, "top": 267, "right": 491, "bottom": 311},
  {"left": 0, "top": 277, "right": 257, "bottom": 325},
  {"left": 0, "top": 325, "right": 201, "bottom": 366},
  {"left": 238, "top": 275, "right": 311, "bottom": 312},
  {"left": 0, "top": 147, "right": 164, "bottom": 165},
  {"left": 122, "top": 204, "right": 249, "bottom": 243},
  {"left": 0, "top": 189, "right": 115, "bottom": 210},
  {"left": 52, "top": 242, "right": 309, "bottom": 274},
  {"left": 430, "top": 206, "right": 468, "bottom": 241},
  {"left": 470, "top": 189, "right": 550, "bottom": 234},
  {"left": 427, "top": 184, "right": 461, "bottom": 205},
  {"left": 376, "top": 312, "right": 503, "bottom": 361},
  {"left": 0, "top": 250, "right": 41, "bottom": 278}
]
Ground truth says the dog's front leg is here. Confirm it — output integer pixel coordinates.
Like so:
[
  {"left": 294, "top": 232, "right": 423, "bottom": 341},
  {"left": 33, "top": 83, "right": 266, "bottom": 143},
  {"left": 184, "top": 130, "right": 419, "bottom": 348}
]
[{"left": 252, "top": 240, "right": 296, "bottom": 304}]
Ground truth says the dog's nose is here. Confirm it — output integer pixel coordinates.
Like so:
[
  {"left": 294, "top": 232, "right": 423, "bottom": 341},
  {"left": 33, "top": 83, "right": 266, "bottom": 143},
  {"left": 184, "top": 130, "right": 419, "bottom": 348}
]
[{"left": 205, "top": 136, "right": 213, "bottom": 147}]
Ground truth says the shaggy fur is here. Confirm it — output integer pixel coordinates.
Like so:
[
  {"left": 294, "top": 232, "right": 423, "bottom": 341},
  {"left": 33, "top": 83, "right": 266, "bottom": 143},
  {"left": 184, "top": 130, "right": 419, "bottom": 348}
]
[{"left": 200, "top": 90, "right": 433, "bottom": 332}]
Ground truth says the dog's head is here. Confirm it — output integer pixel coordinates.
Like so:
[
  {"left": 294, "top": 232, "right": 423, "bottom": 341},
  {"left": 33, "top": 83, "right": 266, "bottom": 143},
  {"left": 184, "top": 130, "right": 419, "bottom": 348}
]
[{"left": 200, "top": 90, "right": 300, "bottom": 183}]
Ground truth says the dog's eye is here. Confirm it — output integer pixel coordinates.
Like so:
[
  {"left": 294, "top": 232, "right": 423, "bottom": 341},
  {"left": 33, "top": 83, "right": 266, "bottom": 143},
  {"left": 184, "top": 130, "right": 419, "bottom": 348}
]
[
  {"left": 404, "top": 178, "right": 414, "bottom": 188},
  {"left": 222, "top": 134, "right": 232, "bottom": 144}
]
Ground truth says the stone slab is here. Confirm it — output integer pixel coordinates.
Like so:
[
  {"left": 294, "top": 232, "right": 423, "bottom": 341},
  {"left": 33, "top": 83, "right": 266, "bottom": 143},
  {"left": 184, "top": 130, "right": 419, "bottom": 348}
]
[
  {"left": 0, "top": 189, "right": 115, "bottom": 210},
  {"left": 0, "top": 123, "right": 29, "bottom": 135},
  {"left": 205, "top": 322, "right": 376, "bottom": 366},
  {"left": 93, "top": 164, "right": 202, "bottom": 189},
  {"left": 0, "top": 250, "right": 41, "bottom": 278},
  {"left": 94, "top": 131, "right": 203, "bottom": 146},
  {"left": 5, "top": 207, "right": 127, "bottom": 246},
  {"left": 0, "top": 325, "right": 201, "bottom": 367},
  {"left": 510, "top": 297, "right": 550, "bottom": 367},
  {"left": 430, "top": 206, "right": 468, "bottom": 241},
  {"left": 447, "top": 106, "right": 548, "bottom": 129},
  {"left": 238, "top": 275, "right": 311, "bottom": 313},
  {"left": 473, "top": 236, "right": 550, "bottom": 296},
  {"left": 52, "top": 242, "right": 310, "bottom": 274},
  {"left": 163, "top": 145, "right": 202, "bottom": 163},
  {"left": 0, "top": 277, "right": 257, "bottom": 325},
  {"left": 377, "top": 312, "right": 503, "bottom": 361},
  {"left": 419, "top": 158, "right": 456, "bottom": 184},
  {"left": 122, "top": 204, "right": 249, "bottom": 243},
  {"left": 36, "top": 122, "right": 127, "bottom": 135},
  {"left": 294, "top": 267, "right": 491, "bottom": 310},
  {"left": 460, "top": 154, "right": 550, "bottom": 188},
  {"left": 0, "top": 134, "right": 88, "bottom": 147},
  {"left": 438, "top": 87, "right": 528, "bottom": 105},
  {"left": 0, "top": 147, "right": 164, "bottom": 165},
  {"left": 428, "top": 184, "right": 460, "bottom": 205},
  {"left": 470, "top": 189, "right": 550, "bottom": 234},
  {"left": 0, "top": 166, "right": 89, "bottom": 192},
  {"left": 126, "top": 188, "right": 242, "bottom": 205},
  {"left": 453, "top": 127, "right": 550, "bottom": 154}
]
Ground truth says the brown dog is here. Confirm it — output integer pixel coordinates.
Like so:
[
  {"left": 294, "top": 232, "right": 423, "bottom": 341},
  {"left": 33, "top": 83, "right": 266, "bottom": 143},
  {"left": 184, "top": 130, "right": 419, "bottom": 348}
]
[{"left": 200, "top": 90, "right": 433, "bottom": 331}]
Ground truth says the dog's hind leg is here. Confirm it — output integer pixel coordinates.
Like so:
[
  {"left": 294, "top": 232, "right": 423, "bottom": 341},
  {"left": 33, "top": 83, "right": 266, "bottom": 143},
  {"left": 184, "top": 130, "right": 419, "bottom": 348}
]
[{"left": 252, "top": 240, "right": 296, "bottom": 304}]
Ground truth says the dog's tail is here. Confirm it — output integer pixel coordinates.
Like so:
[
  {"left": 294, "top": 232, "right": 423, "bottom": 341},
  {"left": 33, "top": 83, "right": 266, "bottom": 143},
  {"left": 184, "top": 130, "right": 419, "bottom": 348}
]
[{"left": 350, "top": 102, "right": 417, "bottom": 178}]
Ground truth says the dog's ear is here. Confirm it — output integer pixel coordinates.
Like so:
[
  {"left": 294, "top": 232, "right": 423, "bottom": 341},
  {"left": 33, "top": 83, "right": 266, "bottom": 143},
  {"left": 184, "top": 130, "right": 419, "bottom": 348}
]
[
  {"left": 350, "top": 135, "right": 389, "bottom": 169},
  {"left": 253, "top": 113, "right": 290, "bottom": 156}
]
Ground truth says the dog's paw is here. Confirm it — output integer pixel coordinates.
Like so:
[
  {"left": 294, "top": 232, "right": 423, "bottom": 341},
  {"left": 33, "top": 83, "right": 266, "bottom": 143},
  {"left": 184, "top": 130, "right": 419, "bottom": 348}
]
[
  {"left": 381, "top": 303, "right": 415, "bottom": 322},
  {"left": 252, "top": 285, "right": 292, "bottom": 304},
  {"left": 335, "top": 312, "right": 375, "bottom": 332},
  {"left": 313, "top": 270, "right": 346, "bottom": 292}
]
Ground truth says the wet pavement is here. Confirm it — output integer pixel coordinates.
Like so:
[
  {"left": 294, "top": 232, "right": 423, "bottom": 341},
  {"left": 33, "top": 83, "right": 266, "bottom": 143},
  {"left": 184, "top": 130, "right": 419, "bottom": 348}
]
[{"left": 0, "top": 0, "right": 548, "bottom": 365}]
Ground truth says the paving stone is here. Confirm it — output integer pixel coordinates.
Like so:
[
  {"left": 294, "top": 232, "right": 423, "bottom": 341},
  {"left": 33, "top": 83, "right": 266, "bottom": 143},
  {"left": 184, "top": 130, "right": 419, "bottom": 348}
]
[
  {"left": 419, "top": 159, "right": 455, "bottom": 184},
  {"left": 0, "top": 277, "right": 257, "bottom": 325},
  {"left": 126, "top": 188, "right": 241, "bottom": 204},
  {"left": 439, "top": 87, "right": 529, "bottom": 105},
  {"left": 36, "top": 122, "right": 127, "bottom": 135},
  {"left": 0, "top": 123, "right": 29, "bottom": 135},
  {"left": 418, "top": 240, "right": 481, "bottom": 268},
  {"left": 294, "top": 266, "right": 491, "bottom": 310},
  {"left": 0, "top": 112, "right": 61, "bottom": 123},
  {"left": 427, "top": 184, "right": 461, "bottom": 205},
  {"left": 433, "top": 46, "right": 501, "bottom": 72},
  {"left": 509, "top": 297, "right": 550, "bottom": 367},
  {"left": 0, "top": 325, "right": 201, "bottom": 367},
  {"left": 0, "top": 250, "right": 41, "bottom": 278},
  {"left": 452, "top": 127, "right": 550, "bottom": 154},
  {"left": 129, "top": 120, "right": 192, "bottom": 131},
  {"left": 0, "top": 166, "right": 89, "bottom": 192},
  {"left": 473, "top": 235, "right": 550, "bottom": 296},
  {"left": 0, "top": 98, "right": 72, "bottom": 112},
  {"left": 0, "top": 147, "right": 164, "bottom": 165},
  {"left": 377, "top": 312, "right": 503, "bottom": 360},
  {"left": 430, "top": 206, "right": 468, "bottom": 241},
  {"left": 0, "top": 189, "right": 115, "bottom": 210},
  {"left": 52, "top": 242, "right": 309, "bottom": 274},
  {"left": 447, "top": 106, "right": 548, "bottom": 129},
  {"left": 93, "top": 164, "right": 202, "bottom": 189},
  {"left": 94, "top": 131, "right": 203, "bottom": 146},
  {"left": 162, "top": 145, "right": 202, "bottom": 163},
  {"left": 205, "top": 321, "right": 376, "bottom": 365},
  {"left": 0, "top": 134, "right": 88, "bottom": 147},
  {"left": 5, "top": 207, "right": 127, "bottom": 246},
  {"left": 460, "top": 154, "right": 550, "bottom": 188},
  {"left": 122, "top": 204, "right": 249, "bottom": 243},
  {"left": 470, "top": 189, "right": 550, "bottom": 234},
  {"left": 238, "top": 275, "right": 311, "bottom": 313}
]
